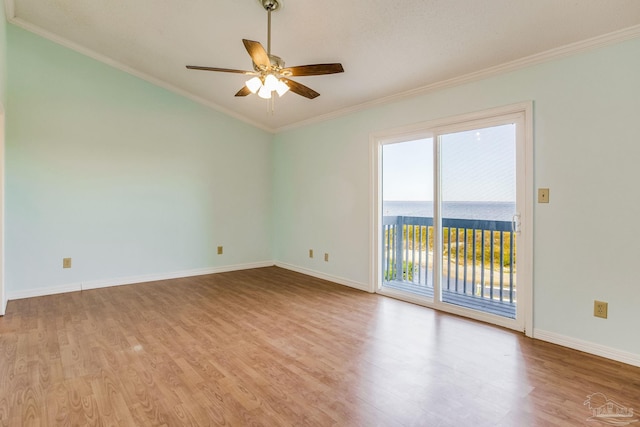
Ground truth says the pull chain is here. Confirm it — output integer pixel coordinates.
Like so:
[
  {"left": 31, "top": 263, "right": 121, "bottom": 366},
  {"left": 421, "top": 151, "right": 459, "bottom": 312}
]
[{"left": 266, "top": 96, "right": 275, "bottom": 115}]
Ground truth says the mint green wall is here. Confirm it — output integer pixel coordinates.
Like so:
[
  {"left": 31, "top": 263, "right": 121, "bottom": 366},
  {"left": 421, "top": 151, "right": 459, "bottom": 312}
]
[
  {"left": 6, "top": 25, "right": 273, "bottom": 294},
  {"left": 273, "top": 37, "right": 640, "bottom": 357},
  {"left": 0, "top": 4, "right": 6, "bottom": 105}
]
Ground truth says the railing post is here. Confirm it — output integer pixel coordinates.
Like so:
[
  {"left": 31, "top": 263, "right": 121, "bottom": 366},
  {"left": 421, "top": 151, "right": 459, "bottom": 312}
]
[
  {"left": 490, "top": 231, "right": 495, "bottom": 300},
  {"left": 509, "top": 232, "right": 515, "bottom": 303},
  {"left": 454, "top": 228, "right": 460, "bottom": 292},
  {"left": 463, "top": 228, "right": 468, "bottom": 294},
  {"left": 481, "top": 230, "right": 485, "bottom": 298},
  {"left": 449, "top": 227, "right": 453, "bottom": 290},
  {"left": 472, "top": 229, "right": 477, "bottom": 295},
  {"left": 499, "top": 231, "right": 505, "bottom": 302},
  {"left": 395, "top": 217, "right": 404, "bottom": 282},
  {"left": 384, "top": 224, "right": 391, "bottom": 281}
]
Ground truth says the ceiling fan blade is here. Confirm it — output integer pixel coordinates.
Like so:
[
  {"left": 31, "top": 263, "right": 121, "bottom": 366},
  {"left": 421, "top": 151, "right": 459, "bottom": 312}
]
[
  {"left": 186, "top": 65, "right": 255, "bottom": 74},
  {"left": 235, "top": 86, "right": 252, "bottom": 97},
  {"left": 281, "top": 78, "right": 320, "bottom": 99},
  {"left": 242, "top": 39, "right": 271, "bottom": 69},
  {"left": 282, "top": 63, "right": 344, "bottom": 77}
]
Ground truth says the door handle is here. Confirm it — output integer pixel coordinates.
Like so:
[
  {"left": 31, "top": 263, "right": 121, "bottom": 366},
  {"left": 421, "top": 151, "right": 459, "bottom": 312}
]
[{"left": 512, "top": 213, "right": 521, "bottom": 234}]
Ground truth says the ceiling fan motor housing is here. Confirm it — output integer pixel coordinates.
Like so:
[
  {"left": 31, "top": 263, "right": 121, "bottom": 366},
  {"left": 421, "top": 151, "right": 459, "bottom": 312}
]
[{"left": 252, "top": 55, "right": 287, "bottom": 74}]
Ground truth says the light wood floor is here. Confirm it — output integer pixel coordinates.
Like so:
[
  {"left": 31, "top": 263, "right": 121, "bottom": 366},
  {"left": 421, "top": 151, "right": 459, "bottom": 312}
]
[{"left": 1, "top": 267, "right": 639, "bottom": 426}]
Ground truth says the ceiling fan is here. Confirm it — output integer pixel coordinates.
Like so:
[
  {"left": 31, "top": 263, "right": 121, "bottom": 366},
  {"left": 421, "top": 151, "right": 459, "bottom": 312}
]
[{"left": 186, "top": 0, "right": 344, "bottom": 100}]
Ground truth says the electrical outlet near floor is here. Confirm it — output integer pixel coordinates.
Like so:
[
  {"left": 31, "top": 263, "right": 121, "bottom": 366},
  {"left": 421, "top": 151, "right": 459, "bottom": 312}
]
[
  {"left": 63, "top": 257, "right": 72, "bottom": 268},
  {"left": 309, "top": 249, "right": 314, "bottom": 258},
  {"left": 594, "top": 300, "right": 608, "bottom": 319},
  {"left": 324, "top": 253, "right": 329, "bottom": 262},
  {"left": 217, "top": 246, "right": 223, "bottom": 255}
]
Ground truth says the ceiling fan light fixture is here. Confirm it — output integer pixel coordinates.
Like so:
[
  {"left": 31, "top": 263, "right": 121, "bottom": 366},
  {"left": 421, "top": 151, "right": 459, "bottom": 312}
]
[
  {"left": 263, "top": 73, "right": 279, "bottom": 92},
  {"left": 186, "top": 0, "right": 343, "bottom": 103},
  {"left": 275, "top": 79, "right": 290, "bottom": 97},
  {"left": 258, "top": 85, "right": 272, "bottom": 99},
  {"left": 245, "top": 76, "right": 262, "bottom": 93}
]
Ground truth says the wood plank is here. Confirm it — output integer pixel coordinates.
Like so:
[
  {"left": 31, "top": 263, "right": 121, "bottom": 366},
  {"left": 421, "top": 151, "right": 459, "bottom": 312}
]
[{"left": 0, "top": 266, "right": 638, "bottom": 426}]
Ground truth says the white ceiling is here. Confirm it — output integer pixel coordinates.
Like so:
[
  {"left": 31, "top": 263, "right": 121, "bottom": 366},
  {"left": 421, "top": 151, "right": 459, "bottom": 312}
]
[{"left": 6, "top": 0, "right": 640, "bottom": 131}]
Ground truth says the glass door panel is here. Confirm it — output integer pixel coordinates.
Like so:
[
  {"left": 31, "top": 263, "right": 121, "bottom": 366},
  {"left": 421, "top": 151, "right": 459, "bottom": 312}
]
[
  {"left": 439, "top": 124, "right": 517, "bottom": 318},
  {"left": 381, "top": 138, "right": 435, "bottom": 300}
]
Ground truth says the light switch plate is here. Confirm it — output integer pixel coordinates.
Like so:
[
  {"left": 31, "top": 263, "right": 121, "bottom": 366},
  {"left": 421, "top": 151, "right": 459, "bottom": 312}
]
[{"left": 538, "top": 188, "right": 550, "bottom": 203}]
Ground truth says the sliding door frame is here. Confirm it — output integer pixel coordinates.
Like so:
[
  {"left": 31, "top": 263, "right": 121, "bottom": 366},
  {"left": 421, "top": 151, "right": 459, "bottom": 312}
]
[
  {"left": 370, "top": 102, "right": 533, "bottom": 336},
  {"left": 0, "top": 107, "right": 5, "bottom": 316}
]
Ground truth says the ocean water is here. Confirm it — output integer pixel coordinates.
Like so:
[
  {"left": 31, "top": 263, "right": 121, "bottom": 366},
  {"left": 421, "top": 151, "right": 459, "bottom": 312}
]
[{"left": 383, "top": 201, "right": 515, "bottom": 221}]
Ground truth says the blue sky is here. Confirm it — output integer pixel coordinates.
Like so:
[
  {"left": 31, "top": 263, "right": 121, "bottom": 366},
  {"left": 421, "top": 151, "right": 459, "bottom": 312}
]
[{"left": 382, "top": 124, "right": 516, "bottom": 202}]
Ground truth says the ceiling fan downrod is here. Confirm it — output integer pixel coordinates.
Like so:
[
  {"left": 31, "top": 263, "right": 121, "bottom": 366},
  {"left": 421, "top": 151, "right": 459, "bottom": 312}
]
[{"left": 260, "top": 0, "right": 281, "bottom": 56}]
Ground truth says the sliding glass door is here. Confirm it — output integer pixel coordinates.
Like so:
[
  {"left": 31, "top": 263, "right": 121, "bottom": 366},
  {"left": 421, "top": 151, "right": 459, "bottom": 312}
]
[{"left": 375, "top": 104, "right": 532, "bottom": 332}]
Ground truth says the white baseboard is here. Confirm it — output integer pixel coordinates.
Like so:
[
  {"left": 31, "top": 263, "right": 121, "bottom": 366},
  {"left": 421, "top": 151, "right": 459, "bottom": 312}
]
[
  {"left": 6, "top": 261, "right": 274, "bottom": 301},
  {"left": 81, "top": 261, "right": 274, "bottom": 291},
  {"left": 8, "top": 282, "right": 83, "bottom": 301},
  {"left": 5, "top": 261, "right": 365, "bottom": 302},
  {"left": 534, "top": 329, "right": 640, "bottom": 368},
  {"left": 275, "top": 262, "right": 371, "bottom": 292}
]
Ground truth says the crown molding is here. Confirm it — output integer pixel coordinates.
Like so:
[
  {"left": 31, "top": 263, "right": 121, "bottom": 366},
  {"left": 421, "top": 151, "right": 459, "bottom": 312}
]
[{"left": 275, "top": 24, "right": 640, "bottom": 133}]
